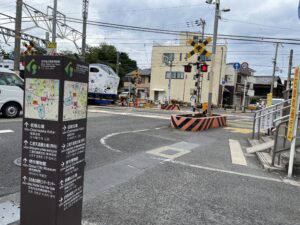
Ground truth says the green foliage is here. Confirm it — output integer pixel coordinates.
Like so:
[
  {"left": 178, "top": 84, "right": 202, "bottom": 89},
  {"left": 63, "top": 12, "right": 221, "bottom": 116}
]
[
  {"left": 0, "top": 48, "right": 10, "bottom": 59},
  {"left": 85, "top": 43, "right": 137, "bottom": 82}
]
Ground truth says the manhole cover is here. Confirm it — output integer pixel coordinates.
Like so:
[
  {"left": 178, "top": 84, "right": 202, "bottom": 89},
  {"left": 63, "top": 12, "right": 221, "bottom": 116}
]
[{"left": 13, "top": 157, "right": 22, "bottom": 167}]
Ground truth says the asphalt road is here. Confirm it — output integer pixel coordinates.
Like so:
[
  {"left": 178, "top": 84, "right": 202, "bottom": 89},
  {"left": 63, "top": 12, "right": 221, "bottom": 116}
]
[{"left": 0, "top": 107, "right": 300, "bottom": 225}]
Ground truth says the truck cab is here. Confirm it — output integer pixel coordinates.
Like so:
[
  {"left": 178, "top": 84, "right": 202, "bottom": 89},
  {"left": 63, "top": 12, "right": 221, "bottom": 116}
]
[{"left": 0, "top": 68, "right": 24, "bottom": 118}]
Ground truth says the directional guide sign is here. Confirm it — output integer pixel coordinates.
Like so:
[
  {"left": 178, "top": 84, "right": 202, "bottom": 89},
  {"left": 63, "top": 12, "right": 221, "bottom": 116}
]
[
  {"left": 21, "top": 56, "right": 89, "bottom": 225},
  {"left": 233, "top": 62, "right": 240, "bottom": 70}
]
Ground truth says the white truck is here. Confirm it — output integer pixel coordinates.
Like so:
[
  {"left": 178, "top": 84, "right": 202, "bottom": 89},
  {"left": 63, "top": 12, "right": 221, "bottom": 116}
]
[
  {"left": 88, "top": 64, "right": 120, "bottom": 104},
  {"left": 0, "top": 68, "right": 24, "bottom": 118}
]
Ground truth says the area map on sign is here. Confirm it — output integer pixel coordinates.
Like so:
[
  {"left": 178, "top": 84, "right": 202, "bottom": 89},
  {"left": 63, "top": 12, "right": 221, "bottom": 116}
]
[
  {"left": 25, "top": 79, "right": 59, "bottom": 121},
  {"left": 63, "top": 81, "right": 88, "bottom": 121}
]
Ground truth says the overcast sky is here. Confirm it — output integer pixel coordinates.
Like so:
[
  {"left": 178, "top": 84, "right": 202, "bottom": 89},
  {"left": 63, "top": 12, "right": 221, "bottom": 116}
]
[{"left": 1, "top": 0, "right": 300, "bottom": 77}]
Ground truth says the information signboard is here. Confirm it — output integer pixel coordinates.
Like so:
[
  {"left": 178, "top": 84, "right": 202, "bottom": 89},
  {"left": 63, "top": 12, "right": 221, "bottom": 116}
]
[
  {"left": 20, "top": 56, "right": 89, "bottom": 225},
  {"left": 287, "top": 67, "right": 300, "bottom": 142}
]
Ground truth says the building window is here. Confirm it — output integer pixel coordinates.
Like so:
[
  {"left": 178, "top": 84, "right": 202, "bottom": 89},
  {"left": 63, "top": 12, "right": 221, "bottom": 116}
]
[
  {"left": 165, "top": 71, "right": 184, "bottom": 79},
  {"left": 193, "top": 36, "right": 199, "bottom": 42},
  {"left": 162, "top": 53, "right": 174, "bottom": 64},
  {"left": 179, "top": 53, "right": 182, "bottom": 61},
  {"left": 225, "top": 75, "right": 228, "bottom": 82},
  {"left": 199, "top": 55, "right": 211, "bottom": 61}
]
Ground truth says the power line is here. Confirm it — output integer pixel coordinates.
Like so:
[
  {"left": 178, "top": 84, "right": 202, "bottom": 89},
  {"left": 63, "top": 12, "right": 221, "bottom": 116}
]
[
  {"left": 63, "top": 17, "right": 300, "bottom": 45},
  {"left": 221, "top": 18, "right": 300, "bottom": 32}
]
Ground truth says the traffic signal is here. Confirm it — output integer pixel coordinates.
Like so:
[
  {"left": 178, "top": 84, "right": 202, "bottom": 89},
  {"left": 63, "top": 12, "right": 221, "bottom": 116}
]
[
  {"left": 200, "top": 64, "right": 208, "bottom": 72},
  {"left": 131, "top": 77, "right": 136, "bottom": 84},
  {"left": 184, "top": 65, "right": 192, "bottom": 73},
  {"left": 133, "top": 70, "right": 140, "bottom": 78}
]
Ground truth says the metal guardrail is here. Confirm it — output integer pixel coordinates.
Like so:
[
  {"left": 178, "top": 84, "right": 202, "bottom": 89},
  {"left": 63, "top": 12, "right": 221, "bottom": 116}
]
[
  {"left": 272, "top": 116, "right": 300, "bottom": 166},
  {"left": 252, "top": 99, "right": 291, "bottom": 140}
]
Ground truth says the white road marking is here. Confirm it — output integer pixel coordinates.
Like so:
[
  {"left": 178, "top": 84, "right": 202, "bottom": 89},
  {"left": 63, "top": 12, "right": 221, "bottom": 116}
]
[
  {"left": 82, "top": 221, "right": 98, "bottom": 225},
  {"left": 0, "top": 118, "right": 22, "bottom": 123},
  {"left": 147, "top": 146, "right": 191, "bottom": 160},
  {"left": 167, "top": 159, "right": 299, "bottom": 185},
  {"left": 100, "top": 127, "right": 165, "bottom": 152},
  {"left": 0, "top": 129, "right": 14, "bottom": 134},
  {"left": 229, "top": 139, "right": 247, "bottom": 166},
  {"left": 88, "top": 109, "right": 170, "bottom": 120}
]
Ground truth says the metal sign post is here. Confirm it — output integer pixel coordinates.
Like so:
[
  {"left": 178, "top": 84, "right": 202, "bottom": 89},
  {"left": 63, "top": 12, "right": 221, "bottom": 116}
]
[
  {"left": 21, "top": 56, "right": 89, "bottom": 225},
  {"left": 287, "top": 66, "right": 300, "bottom": 177}
]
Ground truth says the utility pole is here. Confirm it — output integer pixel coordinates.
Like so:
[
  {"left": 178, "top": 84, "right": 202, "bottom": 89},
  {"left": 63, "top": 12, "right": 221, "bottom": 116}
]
[
  {"left": 52, "top": 0, "right": 57, "bottom": 43},
  {"left": 82, "top": 0, "right": 89, "bottom": 58},
  {"left": 207, "top": 0, "right": 220, "bottom": 116},
  {"left": 271, "top": 43, "right": 279, "bottom": 95},
  {"left": 168, "top": 61, "right": 173, "bottom": 104},
  {"left": 242, "top": 77, "right": 247, "bottom": 112},
  {"left": 116, "top": 52, "right": 120, "bottom": 76},
  {"left": 163, "top": 54, "right": 174, "bottom": 104},
  {"left": 45, "top": 32, "right": 50, "bottom": 43},
  {"left": 14, "top": 0, "right": 23, "bottom": 72},
  {"left": 286, "top": 49, "right": 294, "bottom": 98}
]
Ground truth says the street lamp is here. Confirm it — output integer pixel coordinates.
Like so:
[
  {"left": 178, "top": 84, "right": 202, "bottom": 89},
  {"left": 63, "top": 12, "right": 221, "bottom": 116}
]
[{"left": 205, "top": 0, "right": 230, "bottom": 116}]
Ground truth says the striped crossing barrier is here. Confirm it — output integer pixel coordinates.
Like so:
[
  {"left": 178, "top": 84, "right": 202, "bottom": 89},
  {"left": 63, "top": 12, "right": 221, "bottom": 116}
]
[
  {"left": 161, "top": 104, "right": 180, "bottom": 111},
  {"left": 171, "top": 114, "right": 226, "bottom": 132}
]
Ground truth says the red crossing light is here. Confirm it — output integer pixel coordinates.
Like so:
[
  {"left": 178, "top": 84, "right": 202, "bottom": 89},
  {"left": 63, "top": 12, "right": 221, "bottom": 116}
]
[{"left": 200, "top": 64, "right": 208, "bottom": 72}]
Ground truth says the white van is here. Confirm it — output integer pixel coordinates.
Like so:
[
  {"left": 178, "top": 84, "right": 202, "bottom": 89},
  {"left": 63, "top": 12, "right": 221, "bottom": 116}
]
[{"left": 0, "top": 68, "right": 24, "bottom": 118}]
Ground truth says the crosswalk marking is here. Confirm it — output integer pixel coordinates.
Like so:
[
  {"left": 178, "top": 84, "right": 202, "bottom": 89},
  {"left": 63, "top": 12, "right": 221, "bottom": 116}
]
[
  {"left": 229, "top": 139, "right": 247, "bottom": 166},
  {"left": 224, "top": 127, "right": 252, "bottom": 134},
  {"left": 0, "top": 129, "right": 14, "bottom": 134}
]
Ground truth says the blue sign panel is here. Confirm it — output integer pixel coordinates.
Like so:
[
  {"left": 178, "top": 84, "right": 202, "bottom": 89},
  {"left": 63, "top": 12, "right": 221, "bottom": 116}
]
[{"left": 233, "top": 63, "right": 241, "bottom": 70}]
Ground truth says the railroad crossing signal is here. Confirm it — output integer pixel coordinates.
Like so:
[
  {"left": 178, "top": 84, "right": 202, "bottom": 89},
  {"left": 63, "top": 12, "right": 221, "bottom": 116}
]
[
  {"left": 23, "top": 41, "right": 35, "bottom": 55},
  {"left": 131, "top": 70, "right": 141, "bottom": 84},
  {"left": 187, "top": 37, "right": 212, "bottom": 59},
  {"left": 133, "top": 70, "right": 141, "bottom": 78}
]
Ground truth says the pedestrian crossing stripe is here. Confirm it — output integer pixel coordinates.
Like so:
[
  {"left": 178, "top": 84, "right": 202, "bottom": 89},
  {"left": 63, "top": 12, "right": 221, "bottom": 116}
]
[{"left": 224, "top": 127, "right": 252, "bottom": 134}]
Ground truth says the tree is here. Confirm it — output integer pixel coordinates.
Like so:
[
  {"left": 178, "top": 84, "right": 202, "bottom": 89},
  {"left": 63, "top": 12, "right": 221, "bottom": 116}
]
[
  {"left": 0, "top": 47, "right": 10, "bottom": 59},
  {"left": 85, "top": 43, "right": 137, "bottom": 83}
]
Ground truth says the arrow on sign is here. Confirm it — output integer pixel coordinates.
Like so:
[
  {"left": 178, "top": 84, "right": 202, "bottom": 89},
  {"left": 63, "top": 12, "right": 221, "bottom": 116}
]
[
  {"left": 23, "top": 176, "right": 27, "bottom": 182},
  {"left": 59, "top": 197, "right": 64, "bottom": 203},
  {"left": 23, "top": 158, "right": 28, "bottom": 164},
  {"left": 24, "top": 122, "right": 29, "bottom": 128},
  {"left": 63, "top": 125, "right": 67, "bottom": 131},
  {"left": 61, "top": 162, "right": 65, "bottom": 167},
  {"left": 60, "top": 180, "right": 64, "bottom": 186},
  {"left": 24, "top": 140, "right": 28, "bottom": 145},
  {"left": 62, "top": 144, "right": 66, "bottom": 149}
]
